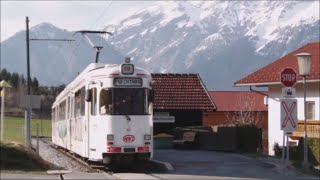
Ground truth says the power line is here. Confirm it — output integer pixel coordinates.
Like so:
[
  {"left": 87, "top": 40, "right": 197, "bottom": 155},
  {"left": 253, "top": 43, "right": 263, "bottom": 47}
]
[
  {"left": 89, "top": 1, "right": 113, "bottom": 30},
  {"left": 68, "top": 1, "right": 113, "bottom": 59}
]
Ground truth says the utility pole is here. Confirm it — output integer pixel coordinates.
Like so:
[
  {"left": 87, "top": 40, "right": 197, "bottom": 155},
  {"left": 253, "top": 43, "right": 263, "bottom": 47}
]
[
  {"left": 26, "top": 16, "right": 32, "bottom": 148},
  {"left": 24, "top": 17, "right": 74, "bottom": 142}
]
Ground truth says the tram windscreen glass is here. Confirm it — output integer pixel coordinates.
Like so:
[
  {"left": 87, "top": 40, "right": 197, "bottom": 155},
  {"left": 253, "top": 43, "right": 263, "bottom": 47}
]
[
  {"left": 113, "top": 88, "right": 146, "bottom": 115},
  {"left": 100, "top": 88, "right": 149, "bottom": 115}
]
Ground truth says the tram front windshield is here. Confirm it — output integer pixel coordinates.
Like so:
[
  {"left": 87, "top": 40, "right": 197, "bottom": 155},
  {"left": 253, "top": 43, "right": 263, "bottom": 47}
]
[{"left": 100, "top": 88, "right": 149, "bottom": 115}]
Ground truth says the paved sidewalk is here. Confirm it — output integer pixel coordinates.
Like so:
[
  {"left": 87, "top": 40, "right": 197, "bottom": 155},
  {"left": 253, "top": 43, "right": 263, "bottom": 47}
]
[
  {"left": 0, "top": 172, "right": 117, "bottom": 180},
  {"left": 0, "top": 173, "right": 60, "bottom": 180},
  {"left": 63, "top": 172, "right": 116, "bottom": 179}
]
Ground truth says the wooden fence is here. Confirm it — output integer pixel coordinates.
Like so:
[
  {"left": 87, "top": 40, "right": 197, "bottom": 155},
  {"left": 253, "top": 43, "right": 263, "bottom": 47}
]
[{"left": 291, "top": 120, "right": 320, "bottom": 139}]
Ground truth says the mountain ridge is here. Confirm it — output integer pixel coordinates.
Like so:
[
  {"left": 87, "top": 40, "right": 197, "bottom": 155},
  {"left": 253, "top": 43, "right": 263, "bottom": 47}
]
[{"left": 1, "top": 1, "right": 319, "bottom": 90}]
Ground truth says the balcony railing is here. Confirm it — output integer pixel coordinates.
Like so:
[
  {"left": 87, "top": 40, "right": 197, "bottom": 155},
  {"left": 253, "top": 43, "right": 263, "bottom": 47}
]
[{"left": 291, "top": 120, "right": 320, "bottom": 139}]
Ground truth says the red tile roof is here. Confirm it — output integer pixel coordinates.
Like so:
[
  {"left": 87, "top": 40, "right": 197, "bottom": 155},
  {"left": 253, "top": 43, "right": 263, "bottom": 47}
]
[
  {"left": 209, "top": 91, "right": 268, "bottom": 112},
  {"left": 151, "top": 74, "right": 216, "bottom": 111},
  {"left": 235, "top": 42, "right": 320, "bottom": 86}
]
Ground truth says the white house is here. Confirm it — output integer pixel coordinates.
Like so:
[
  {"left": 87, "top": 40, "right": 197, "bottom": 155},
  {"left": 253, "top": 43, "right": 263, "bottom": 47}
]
[{"left": 234, "top": 42, "right": 319, "bottom": 155}]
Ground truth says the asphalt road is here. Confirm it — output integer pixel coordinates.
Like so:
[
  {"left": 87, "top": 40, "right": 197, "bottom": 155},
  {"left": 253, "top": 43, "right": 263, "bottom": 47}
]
[
  {"left": 151, "top": 149, "right": 318, "bottom": 180},
  {"left": 1, "top": 149, "right": 318, "bottom": 180}
]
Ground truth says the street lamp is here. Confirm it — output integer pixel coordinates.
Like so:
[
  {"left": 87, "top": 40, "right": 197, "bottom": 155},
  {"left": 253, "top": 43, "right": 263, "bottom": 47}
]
[
  {"left": 0, "top": 80, "right": 12, "bottom": 141},
  {"left": 294, "top": 52, "right": 312, "bottom": 168}
]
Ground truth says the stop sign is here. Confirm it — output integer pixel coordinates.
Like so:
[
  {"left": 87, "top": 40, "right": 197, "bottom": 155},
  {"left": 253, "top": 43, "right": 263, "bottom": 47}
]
[{"left": 280, "top": 67, "right": 297, "bottom": 87}]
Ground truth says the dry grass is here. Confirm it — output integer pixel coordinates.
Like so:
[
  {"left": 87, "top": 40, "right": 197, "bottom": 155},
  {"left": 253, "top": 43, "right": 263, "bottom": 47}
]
[{"left": 0, "top": 141, "right": 51, "bottom": 172}]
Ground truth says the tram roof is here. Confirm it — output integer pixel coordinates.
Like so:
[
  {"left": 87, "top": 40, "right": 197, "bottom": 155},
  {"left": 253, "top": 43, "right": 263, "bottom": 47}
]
[{"left": 52, "top": 63, "right": 150, "bottom": 107}]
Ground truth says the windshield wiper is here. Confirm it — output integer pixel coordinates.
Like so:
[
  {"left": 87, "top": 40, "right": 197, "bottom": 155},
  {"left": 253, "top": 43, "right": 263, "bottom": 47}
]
[{"left": 124, "top": 114, "right": 131, "bottom": 121}]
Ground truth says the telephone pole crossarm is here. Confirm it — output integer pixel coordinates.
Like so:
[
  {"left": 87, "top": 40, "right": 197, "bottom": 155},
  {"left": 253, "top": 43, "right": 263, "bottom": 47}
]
[{"left": 30, "top": 38, "right": 75, "bottom": 42}]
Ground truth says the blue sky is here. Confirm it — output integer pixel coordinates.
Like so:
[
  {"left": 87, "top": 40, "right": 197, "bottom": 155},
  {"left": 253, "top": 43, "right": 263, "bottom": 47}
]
[{"left": 1, "top": 1, "right": 155, "bottom": 41}]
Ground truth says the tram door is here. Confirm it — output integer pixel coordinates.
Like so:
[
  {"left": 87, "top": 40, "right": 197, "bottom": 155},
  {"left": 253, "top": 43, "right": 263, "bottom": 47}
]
[{"left": 88, "top": 87, "right": 99, "bottom": 160}]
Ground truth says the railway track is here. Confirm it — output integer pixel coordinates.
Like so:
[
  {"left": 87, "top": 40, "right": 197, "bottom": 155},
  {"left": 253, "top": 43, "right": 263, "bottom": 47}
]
[
  {"left": 36, "top": 138, "right": 107, "bottom": 173},
  {"left": 35, "top": 138, "right": 160, "bottom": 174}
]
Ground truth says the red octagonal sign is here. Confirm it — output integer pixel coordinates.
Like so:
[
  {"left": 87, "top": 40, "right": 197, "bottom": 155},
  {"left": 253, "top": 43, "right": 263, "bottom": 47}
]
[{"left": 280, "top": 67, "right": 297, "bottom": 87}]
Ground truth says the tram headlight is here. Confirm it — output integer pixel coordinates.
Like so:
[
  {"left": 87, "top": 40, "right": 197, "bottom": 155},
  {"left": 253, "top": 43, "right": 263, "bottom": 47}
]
[
  {"left": 107, "top": 134, "right": 114, "bottom": 141},
  {"left": 144, "top": 134, "right": 151, "bottom": 140}
]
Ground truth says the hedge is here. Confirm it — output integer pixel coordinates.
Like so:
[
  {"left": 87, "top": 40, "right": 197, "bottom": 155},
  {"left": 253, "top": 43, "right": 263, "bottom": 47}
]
[
  {"left": 273, "top": 137, "right": 320, "bottom": 165},
  {"left": 236, "top": 124, "right": 262, "bottom": 153}
]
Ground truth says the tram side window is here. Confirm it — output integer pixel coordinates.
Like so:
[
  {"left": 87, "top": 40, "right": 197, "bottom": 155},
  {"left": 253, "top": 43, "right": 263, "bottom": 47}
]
[
  {"left": 75, "top": 90, "right": 80, "bottom": 117},
  {"left": 91, "top": 88, "right": 97, "bottom": 116},
  {"left": 70, "top": 96, "right": 74, "bottom": 119},
  {"left": 80, "top": 87, "right": 85, "bottom": 115},
  {"left": 52, "top": 108, "right": 56, "bottom": 122},
  {"left": 100, "top": 89, "right": 112, "bottom": 115},
  {"left": 59, "top": 100, "right": 66, "bottom": 120},
  {"left": 145, "top": 89, "right": 149, "bottom": 114},
  {"left": 55, "top": 107, "right": 58, "bottom": 121},
  {"left": 75, "top": 87, "right": 85, "bottom": 117},
  {"left": 67, "top": 96, "right": 71, "bottom": 119}
]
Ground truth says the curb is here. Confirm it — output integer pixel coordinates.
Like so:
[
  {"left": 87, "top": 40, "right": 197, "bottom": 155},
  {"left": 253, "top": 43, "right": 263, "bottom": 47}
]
[
  {"left": 150, "top": 159, "right": 174, "bottom": 171},
  {"left": 47, "top": 170, "right": 72, "bottom": 175}
]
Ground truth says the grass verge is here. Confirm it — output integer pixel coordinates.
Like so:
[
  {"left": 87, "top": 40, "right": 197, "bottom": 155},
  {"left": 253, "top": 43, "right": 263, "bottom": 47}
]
[{"left": 3, "top": 116, "right": 51, "bottom": 143}]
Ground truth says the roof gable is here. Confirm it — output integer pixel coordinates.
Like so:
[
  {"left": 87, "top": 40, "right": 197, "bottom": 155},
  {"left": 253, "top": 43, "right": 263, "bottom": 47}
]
[
  {"left": 151, "top": 73, "right": 216, "bottom": 111},
  {"left": 235, "top": 42, "right": 320, "bottom": 86},
  {"left": 209, "top": 91, "right": 267, "bottom": 112}
]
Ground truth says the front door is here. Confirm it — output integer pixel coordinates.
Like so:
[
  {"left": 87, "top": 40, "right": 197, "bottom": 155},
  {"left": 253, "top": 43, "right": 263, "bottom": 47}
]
[{"left": 88, "top": 87, "right": 100, "bottom": 160}]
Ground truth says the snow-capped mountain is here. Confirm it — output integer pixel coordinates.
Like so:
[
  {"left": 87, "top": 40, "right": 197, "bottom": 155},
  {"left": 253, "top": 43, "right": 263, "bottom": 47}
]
[
  {"left": 1, "top": 23, "right": 124, "bottom": 85},
  {"left": 1, "top": 1, "right": 319, "bottom": 90},
  {"left": 104, "top": 1, "right": 319, "bottom": 89}
]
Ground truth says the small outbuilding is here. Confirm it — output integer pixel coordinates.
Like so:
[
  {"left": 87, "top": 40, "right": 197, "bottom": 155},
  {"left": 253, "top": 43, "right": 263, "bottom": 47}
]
[
  {"left": 151, "top": 73, "right": 216, "bottom": 134},
  {"left": 203, "top": 91, "right": 268, "bottom": 154}
]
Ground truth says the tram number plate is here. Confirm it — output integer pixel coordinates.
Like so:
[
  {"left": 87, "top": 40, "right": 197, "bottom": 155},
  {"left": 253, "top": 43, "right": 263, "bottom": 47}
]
[
  {"left": 123, "top": 148, "right": 135, "bottom": 153},
  {"left": 114, "top": 78, "right": 142, "bottom": 87}
]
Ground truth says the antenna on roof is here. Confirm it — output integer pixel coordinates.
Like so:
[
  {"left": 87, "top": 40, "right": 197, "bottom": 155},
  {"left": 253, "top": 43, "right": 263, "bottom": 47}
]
[{"left": 73, "top": 30, "right": 113, "bottom": 63}]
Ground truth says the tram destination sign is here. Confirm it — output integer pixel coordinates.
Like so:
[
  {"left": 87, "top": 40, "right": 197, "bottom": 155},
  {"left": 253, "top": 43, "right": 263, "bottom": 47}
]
[{"left": 114, "top": 78, "right": 142, "bottom": 87}]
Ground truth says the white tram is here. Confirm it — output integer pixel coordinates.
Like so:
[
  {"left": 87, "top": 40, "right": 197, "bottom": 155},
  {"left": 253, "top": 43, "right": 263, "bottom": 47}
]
[{"left": 51, "top": 58, "right": 154, "bottom": 165}]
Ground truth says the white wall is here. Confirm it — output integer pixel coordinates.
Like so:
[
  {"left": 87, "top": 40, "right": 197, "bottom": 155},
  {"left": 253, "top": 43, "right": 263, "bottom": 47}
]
[{"left": 268, "top": 82, "right": 320, "bottom": 155}]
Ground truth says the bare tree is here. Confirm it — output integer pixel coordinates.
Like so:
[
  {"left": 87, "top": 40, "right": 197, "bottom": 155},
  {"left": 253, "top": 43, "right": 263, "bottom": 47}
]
[{"left": 224, "top": 93, "right": 263, "bottom": 126}]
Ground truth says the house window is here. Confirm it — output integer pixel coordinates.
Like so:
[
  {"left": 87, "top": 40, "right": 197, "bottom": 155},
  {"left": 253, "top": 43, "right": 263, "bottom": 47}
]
[{"left": 306, "top": 101, "right": 315, "bottom": 120}]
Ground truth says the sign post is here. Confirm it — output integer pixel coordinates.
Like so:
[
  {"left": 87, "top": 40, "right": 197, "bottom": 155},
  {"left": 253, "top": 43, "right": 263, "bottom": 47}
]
[
  {"left": 280, "top": 67, "right": 297, "bottom": 171},
  {"left": 0, "top": 80, "right": 12, "bottom": 141}
]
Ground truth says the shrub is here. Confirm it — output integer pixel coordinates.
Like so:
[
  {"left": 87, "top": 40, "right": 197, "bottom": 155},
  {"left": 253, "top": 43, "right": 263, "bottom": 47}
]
[
  {"left": 272, "top": 138, "right": 320, "bottom": 165},
  {"left": 298, "top": 138, "right": 320, "bottom": 165},
  {"left": 273, "top": 142, "right": 282, "bottom": 157}
]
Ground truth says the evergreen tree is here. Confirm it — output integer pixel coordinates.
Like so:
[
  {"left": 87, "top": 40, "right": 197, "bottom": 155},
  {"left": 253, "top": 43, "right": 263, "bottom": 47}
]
[{"left": 10, "top": 72, "right": 19, "bottom": 88}]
